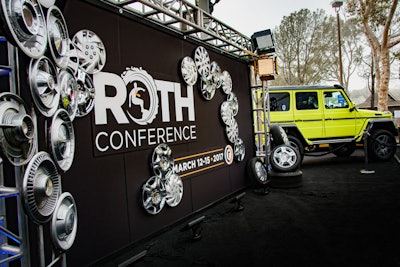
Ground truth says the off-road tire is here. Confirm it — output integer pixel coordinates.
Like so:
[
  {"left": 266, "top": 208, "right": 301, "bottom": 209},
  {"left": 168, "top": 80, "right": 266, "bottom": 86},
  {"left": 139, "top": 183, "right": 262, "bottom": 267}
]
[
  {"left": 247, "top": 157, "right": 269, "bottom": 186},
  {"left": 367, "top": 129, "right": 396, "bottom": 161},
  {"left": 270, "top": 144, "right": 301, "bottom": 172},
  {"left": 268, "top": 169, "right": 303, "bottom": 189}
]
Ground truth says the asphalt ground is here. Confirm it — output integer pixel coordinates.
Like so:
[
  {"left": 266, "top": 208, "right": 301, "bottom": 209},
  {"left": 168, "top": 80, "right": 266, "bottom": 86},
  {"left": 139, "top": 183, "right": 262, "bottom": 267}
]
[{"left": 98, "top": 146, "right": 400, "bottom": 267}]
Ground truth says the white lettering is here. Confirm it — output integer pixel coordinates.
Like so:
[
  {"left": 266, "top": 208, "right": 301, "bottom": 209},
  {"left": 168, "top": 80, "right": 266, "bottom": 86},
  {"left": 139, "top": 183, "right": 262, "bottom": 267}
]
[
  {"left": 94, "top": 72, "right": 129, "bottom": 125},
  {"left": 94, "top": 126, "right": 197, "bottom": 153},
  {"left": 155, "top": 80, "right": 174, "bottom": 122},
  {"left": 174, "top": 84, "right": 195, "bottom": 121},
  {"left": 110, "top": 131, "right": 123, "bottom": 150},
  {"left": 95, "top": 132, "right": 109, "bottom": 152}
]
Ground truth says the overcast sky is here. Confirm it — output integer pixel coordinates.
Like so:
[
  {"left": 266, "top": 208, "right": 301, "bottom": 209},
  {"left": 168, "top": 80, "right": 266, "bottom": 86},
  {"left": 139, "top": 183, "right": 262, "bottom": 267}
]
[{"left": 212, "top": 0, "right": 340, "bottom": 37}]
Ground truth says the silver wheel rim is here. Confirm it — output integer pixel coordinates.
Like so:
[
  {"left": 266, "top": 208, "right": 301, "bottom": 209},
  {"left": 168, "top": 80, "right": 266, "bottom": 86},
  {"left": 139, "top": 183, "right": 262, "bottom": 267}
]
[
  {"left": 151, "top": 144, "right": 174, "bottom": 178},
  {"left": 51, "top": 192, "right": 78, "bottom": 251},
  {"left": 165, "top": 173, "right": 183, "bottom": 207},
  {"left": 220, "top": 101, "right": 234, "bottom": 125},
  {"left": 200, "top": 75, "right": 216, "bottom": 100},
  {"left": 0, "top": 92, "right": 36, "bottom": 166},
  {"left": 142, "top": 176, "right": 166, "bottom": 215},
  {"left": 0, "top": 0, "right": 47, "bottom": 58},
  {"left": 49, "top": 109, "right": 75, "bottom": 172},
  {"left": 181, "top": 56, "right": 198, "bottom": 86},
  {"left": 75, "top": 70, "right": 95, "bottom": 117},
  {"left": 194, "top": 46, "right": 210, "bottom": 77},
  {"left": 38, "top": 0, "right": 54, "bottom": 8},
  {"left": 58, "top": 68, "right": 78, "bottom": 121},
  {"left": 272, "top": 145, "right": 298, "bottom": 169},
  {"left": 47, "top": 5, "right": 69, "bottom": 69},
  {"left": 255, "top": 160, "right": 268, "bottom": 184},
  {"left": 227, "top": 92, "right": 239, "bottom": 116},
  {"left": 226, "top": 119, "right": 239, "bottom": 143},
  {"left": 67, "top": 39, "right": 79, "bottom": 74},
  {"left": 221, "top": 70, "right": 232, "bottom": 94},
  {"left": 29, "top": 56, "right": 60, "bottom": 117},
  {"left": 210, "top": 61, "right": 222, "bottom": 88},
  {"left": 72, "top": 29, "right": 106, "bottom": 74},
  {"left": 234, "top": 138, "right": 245, "bottom": 161},
  {"left": 22, "top": 151, "right": 61, "bottom": 224}
]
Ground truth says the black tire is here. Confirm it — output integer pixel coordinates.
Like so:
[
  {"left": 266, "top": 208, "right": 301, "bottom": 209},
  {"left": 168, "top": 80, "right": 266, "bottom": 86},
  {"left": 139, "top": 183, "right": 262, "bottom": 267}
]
[
  {"left": 367, "top": 129, "right": 396, "bottom": 161},
  {"left": 268, "top": 169, "right": 303, "bottom": 189},
  {"left": 270, "top": 123, "right": 289, "bottom": 147},
  {"left": 270, "top": 144, "right": 301, "bottom": 172},
  {"left": 246, "top": 157, "right": 269, "bottom": 185},
  {"left": 330, "top": 142, "right": 356, "bottom": 157},
  {"left": 288, "top": 135, "right": 304, "bottom": 161}
]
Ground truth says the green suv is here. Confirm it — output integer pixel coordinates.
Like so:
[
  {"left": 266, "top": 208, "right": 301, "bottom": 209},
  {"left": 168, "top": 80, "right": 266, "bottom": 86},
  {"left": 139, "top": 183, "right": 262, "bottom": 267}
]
[{"left": 268, "top": 84, "right": 398, "bottom": 161}]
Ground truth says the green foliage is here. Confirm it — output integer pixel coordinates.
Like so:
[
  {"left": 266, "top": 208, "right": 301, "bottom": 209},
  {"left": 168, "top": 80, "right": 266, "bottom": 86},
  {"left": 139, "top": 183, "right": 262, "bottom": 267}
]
[{"left": 272, "top": 9, "right": 336, "bottom": 85}]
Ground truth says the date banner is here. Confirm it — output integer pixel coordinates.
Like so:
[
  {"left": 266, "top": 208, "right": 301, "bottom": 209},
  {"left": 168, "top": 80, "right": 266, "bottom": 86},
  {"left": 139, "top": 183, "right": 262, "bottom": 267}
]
[{"left": 173, "top": 145, "right": 234, "bottom": 178}]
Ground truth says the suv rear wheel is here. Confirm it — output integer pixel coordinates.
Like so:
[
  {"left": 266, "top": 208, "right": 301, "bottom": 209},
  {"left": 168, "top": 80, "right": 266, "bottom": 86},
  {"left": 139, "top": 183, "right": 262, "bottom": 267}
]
[{"left": 368, "top": 129, "right": 396, "bottom": 161}]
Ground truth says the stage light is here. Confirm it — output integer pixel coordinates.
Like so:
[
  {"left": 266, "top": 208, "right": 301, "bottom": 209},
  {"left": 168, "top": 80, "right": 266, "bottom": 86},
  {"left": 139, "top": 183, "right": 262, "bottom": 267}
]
[
  {"left": 251, "top": 29, "right": 275, "bottom": 55},
  {"left": 229, "top": 192, "right": 246, "bottom": 211},
  {"left": 180, "top": 215, "right": 205, "bottom": 241}
]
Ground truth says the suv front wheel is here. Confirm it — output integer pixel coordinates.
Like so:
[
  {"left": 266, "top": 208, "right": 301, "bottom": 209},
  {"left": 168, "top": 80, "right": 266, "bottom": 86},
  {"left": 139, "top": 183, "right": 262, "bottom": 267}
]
[{"left": 368, "top": 129, "right": 396, "bottom": 161}]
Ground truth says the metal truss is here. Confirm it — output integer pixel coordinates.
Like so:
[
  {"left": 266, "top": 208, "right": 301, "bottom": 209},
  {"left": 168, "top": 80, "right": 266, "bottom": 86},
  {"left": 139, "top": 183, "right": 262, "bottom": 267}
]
[{"left": 97, "top": 0, "right": 255, "bottom": 60}]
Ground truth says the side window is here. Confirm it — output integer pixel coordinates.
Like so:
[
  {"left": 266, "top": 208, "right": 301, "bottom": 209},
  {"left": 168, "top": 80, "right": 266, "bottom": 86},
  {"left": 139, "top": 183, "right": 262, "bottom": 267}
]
[
  {"left": 295, "top": 92, "right": 318, "bottom": 110},
  {"left": 324, "top": 91, "right": 349, "bottom": 109},
  {"left": 270, "top": 92, "right": 290, "bottom": 111}
]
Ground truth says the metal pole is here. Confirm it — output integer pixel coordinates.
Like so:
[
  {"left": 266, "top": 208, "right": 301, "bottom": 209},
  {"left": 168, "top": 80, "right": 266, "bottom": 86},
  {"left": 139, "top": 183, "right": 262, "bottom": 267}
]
[
  {"left": 336, "top": 9, "right": 344, "bottom": 86},
  {"left": 262, "top": 78, "right": 270, "bottom": 169}
]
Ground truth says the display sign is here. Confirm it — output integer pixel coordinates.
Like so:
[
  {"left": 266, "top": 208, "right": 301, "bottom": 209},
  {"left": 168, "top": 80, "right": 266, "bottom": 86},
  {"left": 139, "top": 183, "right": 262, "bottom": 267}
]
[
  {"left": 92, "top": 67, "right": 197, "bottom": 156},
  {"left": 174, "top": 145, "right": 234, "bottom": 178}
]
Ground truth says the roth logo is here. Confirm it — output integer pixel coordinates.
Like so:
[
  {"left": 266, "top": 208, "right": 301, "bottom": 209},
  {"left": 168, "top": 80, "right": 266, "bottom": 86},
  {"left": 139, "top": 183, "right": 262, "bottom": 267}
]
[{"left": 93, "top": 67, "right": 195, "bottom": 126}]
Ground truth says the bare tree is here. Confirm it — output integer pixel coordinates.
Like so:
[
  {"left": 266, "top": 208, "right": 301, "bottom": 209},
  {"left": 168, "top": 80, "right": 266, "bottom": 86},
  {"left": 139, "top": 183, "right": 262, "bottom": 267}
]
[{"left": 347, "top": 0, "right": 400, "bottom": 111}]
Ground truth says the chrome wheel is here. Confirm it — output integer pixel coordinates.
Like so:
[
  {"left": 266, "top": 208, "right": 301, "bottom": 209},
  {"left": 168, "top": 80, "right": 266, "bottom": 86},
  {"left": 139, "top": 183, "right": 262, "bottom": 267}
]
[
  {"left": 22, "top": 151, "right": 61, "bottom": 224},
  {"left": 75, "top": 70, "right": 95, "bottom": 117},
  {"left": 234, "top": 138, "right": 245, "bottom": 161},
  {"left": 151, "top": 144, "right": 174, "bottom": 178},
  {"left": 58, "top": 68, "right": 78, "bottom": 121},
  {"left": 227, "top": 92, "right": 238, "bottom": 116},
  {"left": 29, "top": 56, "right": 59, "bottom": 117},
  {"left": 49, "top": 109, "right": 75, "bottom": 172},
  {"left": 51, "top": 192, "right": 78, "bottom": 251},
  {"left": 142, "top": 176, "right": 166, "bottom": 215},
  {"left": 210, "top": 61, "right": 222, "bottom": 88},
  {"left": 200, "top": 75, "right": 216, "bottom": 100},
  {"left": 220, "top": 101, "right": 234, "bottom": 125},
  {"left": 270, "top": 144, "right": 300, "bottom": 172},
  {"left": 46, "top": 5, "right": 69, "bottom": 69},
  {"left": 0, "top": 93, "right": 36, "bottom": 166},
  {"left": 194, "top": 46, "right": 210, "bottom": 78},
  {"left": 221, "top": 70, "right": 232, "bottom": 94},
  {"left": 0, "top": 0, "right": 47, "bottom": 58},
  {"left": 226, "top": 119, "right": 239, "bottom": 143},
  {"left": 165, "top": 173, "right": 183, "bottom": 207},
  {"left": 72, "top": 29, "right": 106, "bottom": 74},
  {"left": 181, "top": 56, "right": 197, "bottom": 86}
]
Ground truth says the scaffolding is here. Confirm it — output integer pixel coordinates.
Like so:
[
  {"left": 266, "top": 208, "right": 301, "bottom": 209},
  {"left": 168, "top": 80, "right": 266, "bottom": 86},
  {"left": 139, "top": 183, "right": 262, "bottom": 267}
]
[{"left": 92, "top": 0, "right": 255, "bottom": 60}]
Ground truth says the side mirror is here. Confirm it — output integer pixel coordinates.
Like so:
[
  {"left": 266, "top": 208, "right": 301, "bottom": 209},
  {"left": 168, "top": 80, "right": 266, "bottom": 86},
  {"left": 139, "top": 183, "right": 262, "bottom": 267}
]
[{"left": 349, "top": 104, "right": 356, "bottom": 112}]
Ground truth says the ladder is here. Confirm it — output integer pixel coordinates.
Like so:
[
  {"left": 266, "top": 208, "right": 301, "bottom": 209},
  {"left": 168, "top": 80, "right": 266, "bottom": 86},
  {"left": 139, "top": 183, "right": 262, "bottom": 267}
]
[{"left": 0, "top": 36, "right": 31, "bottom": 267}]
